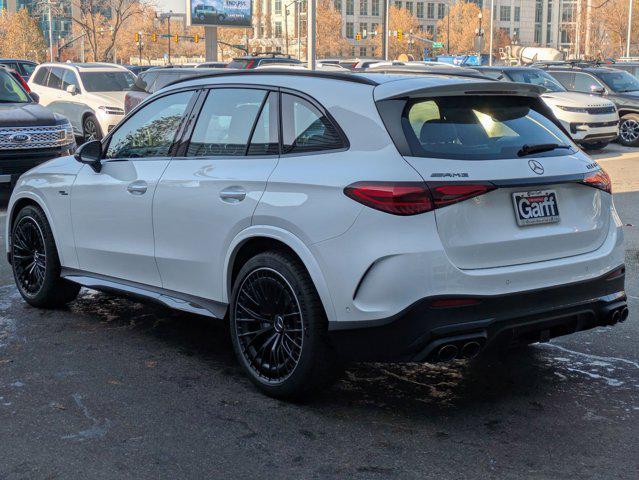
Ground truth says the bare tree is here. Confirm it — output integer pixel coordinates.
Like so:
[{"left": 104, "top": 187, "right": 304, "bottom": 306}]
[
  {"left": 436, "top": 1, "right": 490, "bottom": 54},
  {"left": 0, "top": 9, "right": 47, "bottom": 62},
  {"left": 72, "top": 0, "right": 144, "bottom": 62}
]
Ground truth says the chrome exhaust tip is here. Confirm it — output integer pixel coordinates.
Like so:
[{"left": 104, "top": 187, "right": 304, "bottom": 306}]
[
  {"left": 611, "top": 310, "right": 621, "bottom": 324},
  {"left": 620, "top": 307, "right": 629, "bottom": 322},
  {"left": 437, "top": 344, "right": 458, "bottom": 362},
  {"left": 460, "top": 341, "right": 481, "bottom": 359}
]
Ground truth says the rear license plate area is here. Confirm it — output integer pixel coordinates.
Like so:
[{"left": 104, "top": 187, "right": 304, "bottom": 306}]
[{"left": 512, "top": 190, "right": 560, "bottom": 226}]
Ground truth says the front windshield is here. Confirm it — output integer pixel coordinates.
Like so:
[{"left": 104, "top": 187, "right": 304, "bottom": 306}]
[
  {"left": 80, "top": 71, "right": 136, "bottom": 92},
  {"left": 597, "top": 70, "right": 639, "bottom": 92},
  {"left": 0, "top": 70, "right": 30, "bottom": 103},
  {"left": 507, "top": 70, "right": 566, "bottom": 92}
]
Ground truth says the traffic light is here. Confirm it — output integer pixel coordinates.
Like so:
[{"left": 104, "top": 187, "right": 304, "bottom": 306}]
[
  {"left": 151, "top": 32, "right": 157, "bottom": 42},
  {"left": 355, "top": 32, "right": 361, "bottom": 41},
  {"left": 174, "top": 33, "right": 179, "bottom": 43},
  {"left": 397, "top": 29, "right": 403, "bottom": 40},
  {"left": 134, "top": 32, "right": 140, "bottom": 43},
  {"left": 193, "top": 34, "right": 200, "bottom": 43}
]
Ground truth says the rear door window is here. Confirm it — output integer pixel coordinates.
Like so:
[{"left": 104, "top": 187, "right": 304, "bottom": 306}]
[
  {"left": 47, "top": 67, "right": 65, "bottom": 89},
  {"left": 404, "top": 96, "right": 574, "bottom": 160},
  {"left": 573, "top": 73, "right": 605, "bottom": 93},
  {"left": 187, "top": 88, "right": 267, "bottom": 156},
  {"left": 31, "top": 67, "right": 49, "bottom": 85},
  {"left": 548, "top": 71, "right": 575, "bottom": 89},
  {"left": 281, "top": 93, "right": 344, "bottom": 154}
]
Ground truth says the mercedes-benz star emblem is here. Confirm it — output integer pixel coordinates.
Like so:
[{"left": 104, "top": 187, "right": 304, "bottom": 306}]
[{"left": 528, "top": 159, "right": 544, "bottom": 175}]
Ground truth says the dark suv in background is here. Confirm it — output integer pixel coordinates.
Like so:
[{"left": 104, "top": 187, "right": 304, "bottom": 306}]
[
  {"left": 0, "top": 59, "right": 38, "bottom": 81},
  {"left": 543, "top": 64, "right": 639, "bottom": 146},
  {"left": 124, "top": 67, "right": 225, "bottom": 113},
  {"left": 0, "top": 68, "right": 75, "bottom": 196}
]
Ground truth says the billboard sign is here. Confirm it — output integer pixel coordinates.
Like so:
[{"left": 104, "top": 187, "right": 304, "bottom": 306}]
[{"left": 187, "top": 0, "right": 252, "bottom": 27}]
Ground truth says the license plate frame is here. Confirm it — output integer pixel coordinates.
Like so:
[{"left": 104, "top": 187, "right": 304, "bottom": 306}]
[{"left": 512, "top": 190, "right": 560, "bottom": 226}]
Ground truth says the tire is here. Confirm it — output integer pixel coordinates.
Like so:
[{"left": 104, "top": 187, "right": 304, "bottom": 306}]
[
  {"left": 10, "top": 205, "right": 80, "bottom": 308},
  {"left": 198, "top": 14, "right": 205, "bottom": 20},
  {"left": 581, "top": 141, "right": 609, "bottom": 151},
  {"left": 618, "top": 114, "right": 639, "bottom": 146},
  {"left": 217, "top": 14, "right": 226, "bottom": 21},
  {"left": 82, "top": 115, "right": 102, "bottom": 142},
  {"left": 230, "top": 251, "right": 341, "bottom": 400}
]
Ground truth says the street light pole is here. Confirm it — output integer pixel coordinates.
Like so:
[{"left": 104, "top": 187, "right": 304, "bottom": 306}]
[
  {"left": 167, "top": 11, "right": 172, "bottom": 65},
  {"left": 488, "top": 0, "right": 494, "bottom": 65},
  {"left": 447, "top": 3, "right": 450, "bottom": 54},
  {"left": 138, "top": 31, "right": 143, "bottom": 65},
  {"left": 382, "top": 0, "right": 389, "bottom": 60},
  {"left": 627, "top": 0, "right": 634, "bottom": 57},
  {"left": 47, "top": 0, "right": 54, "bottom": 62},
  {"left": 307, "top": 0, "right": 316, "bottom": 69}
]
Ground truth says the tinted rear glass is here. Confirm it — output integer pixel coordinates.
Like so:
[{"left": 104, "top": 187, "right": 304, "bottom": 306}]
[{"left": 403, "top": 96, "right": 574, "bottom": 160}]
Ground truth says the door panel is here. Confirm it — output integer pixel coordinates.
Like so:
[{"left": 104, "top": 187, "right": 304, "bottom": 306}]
[
  {"left": 70, "top": 90, "right": 195, "bottom": 285},
  {"left": 71, "top": 160, "right": 170, "bottom": 285},
  {"left": 154, "top": 88, "right": 278, "bottom": 301}
]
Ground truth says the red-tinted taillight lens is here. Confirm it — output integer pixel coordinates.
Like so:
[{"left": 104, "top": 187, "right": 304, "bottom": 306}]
[
  {"left": 344, "top": 182, "right": 496, "bottom": 215},
  {"left": 344, "top": 182, "right": 433, "bottom": 215},
  {"left": 581, "top": 170, "right": 612, "bottom": 194},
  {"left": 429, "top": 183, "right": 496, "bottom": 208}
]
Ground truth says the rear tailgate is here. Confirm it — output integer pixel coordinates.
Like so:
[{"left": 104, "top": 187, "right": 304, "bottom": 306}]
[{"left": 375, "top": 78, "right": 611, "bottom": 270}]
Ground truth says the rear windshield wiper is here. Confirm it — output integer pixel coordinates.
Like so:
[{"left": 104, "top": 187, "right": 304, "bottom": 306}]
[{"left": 517, "top": 143, "right": 571, "bottom": 157}]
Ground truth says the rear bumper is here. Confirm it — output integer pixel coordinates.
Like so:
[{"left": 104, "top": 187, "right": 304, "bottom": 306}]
[{"left": 328, "top": 268, "right": 626, "bottom": 362}]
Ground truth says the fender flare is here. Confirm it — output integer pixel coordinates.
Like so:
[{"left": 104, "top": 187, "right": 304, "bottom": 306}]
[{"left": 223, "top": 226, "right": 337, "bottom": 324}]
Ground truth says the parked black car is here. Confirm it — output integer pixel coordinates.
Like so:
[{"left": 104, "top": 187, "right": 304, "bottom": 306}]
[
  {"left": 0, "top": 59, "right": 38, "bottom": 81},
  {"left": 124, "top": 67, "right": 225, "bottom": 113},
  {"left": 543, "top": 64, "right": 639, "bottom": 146},
  {"left": 0, "top": 69, "right": 75, "bottom": 193}
]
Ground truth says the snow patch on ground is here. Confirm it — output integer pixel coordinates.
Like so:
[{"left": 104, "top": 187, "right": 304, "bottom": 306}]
[{"left": 540, "top": 343, "right": 639, "bottom": 392}]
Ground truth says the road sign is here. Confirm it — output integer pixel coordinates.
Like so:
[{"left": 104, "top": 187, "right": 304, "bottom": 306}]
[{"left": 433, "top": 42, "right": 444, "bottom": 48}]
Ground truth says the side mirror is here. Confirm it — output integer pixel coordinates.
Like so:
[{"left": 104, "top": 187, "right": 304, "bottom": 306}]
[
  {"left": 29, "top": 91, "right": 39, "bottom": 103},
  {"left": 74, "top": 140, "right": 102, "bottom": 172},
  {"left": 66, "top": 84, "right": 78, "bottom": 95},
  {"left": 591, "top": 85, "right": 606, "bottom": 95}
]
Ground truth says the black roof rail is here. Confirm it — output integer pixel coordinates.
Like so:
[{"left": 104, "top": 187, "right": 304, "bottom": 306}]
[{"left": 162, "top": 68, "right": 380, "bottom": 89}]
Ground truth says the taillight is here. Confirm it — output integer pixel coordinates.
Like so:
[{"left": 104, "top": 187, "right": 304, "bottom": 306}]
[
  {"left": 344, "top": 182, "right": 433, "bottom": 215},
  {"left": 581, "top": 169, "right": 612, "bottom": 194},
  {"left": 245, "top": 60, "right": 255, "bottom": 69},
  {"left": 11, "top": 71, "right": 30, "bottom": 93},
  {"left": 344, "top": 182, "right": 496, "bottom": 216}
]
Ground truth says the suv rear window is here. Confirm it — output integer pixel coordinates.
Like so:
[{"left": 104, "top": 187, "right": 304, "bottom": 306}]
[{"left": 402, "top": 96, "right": 575, "bottom": 160}]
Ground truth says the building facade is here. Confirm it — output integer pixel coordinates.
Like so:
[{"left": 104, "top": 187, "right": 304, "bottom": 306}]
[{"left": 252, "top": 0, "right": 584, "bottom": 58}]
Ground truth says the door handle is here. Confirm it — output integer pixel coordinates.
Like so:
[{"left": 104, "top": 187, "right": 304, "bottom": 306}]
[
  {"left": 127, "top": 180, "right": 148, "bottom": 195},
  {"left": 219, "top": 187, "right": 246, "bottom": 203}
]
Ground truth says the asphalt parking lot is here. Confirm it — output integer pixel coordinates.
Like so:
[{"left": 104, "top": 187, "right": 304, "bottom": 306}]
[{"left": 1, "top": 146, "right": 638, "bottom": 480}]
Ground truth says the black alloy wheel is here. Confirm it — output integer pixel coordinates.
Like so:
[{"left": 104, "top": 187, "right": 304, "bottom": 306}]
[
  {"left": 12, "top": 215, "right": 46, "bottom": 296},
  {"left": 234, "top": 267, "right": 305, "bottom": 384}
]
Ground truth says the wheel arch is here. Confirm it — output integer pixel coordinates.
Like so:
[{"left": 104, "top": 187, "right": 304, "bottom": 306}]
[
  {"left": 617, "top": 110, "right": 639, "bottom": 119},
  {"left": 224, "top": 227, "right": 337, "bottom": 323},
  {"left": 7, "top": 192, "right": 62, "bottom": 263}
]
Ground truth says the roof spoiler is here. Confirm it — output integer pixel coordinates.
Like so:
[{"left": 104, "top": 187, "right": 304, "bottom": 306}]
[{"left": 374, "top": 80, "right": 544, "bottom": 101}]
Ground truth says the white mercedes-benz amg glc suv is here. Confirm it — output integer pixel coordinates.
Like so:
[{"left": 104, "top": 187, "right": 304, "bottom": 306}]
[{"left": 5, "top": 70, "right": 627, "bottom": 399}]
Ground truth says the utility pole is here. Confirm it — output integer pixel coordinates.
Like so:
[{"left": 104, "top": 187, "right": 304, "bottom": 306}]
[
  {"left": 297, "top": 1, "right": 301, "bottom": 59},
  {"left": 307, "top": 0, "right": 316, "bottom": 69},
  {"left": 627, "top": 0, "right": 634, "bottom": 57},
  {"left": 138, "top": 31, "right": 143, "bottom": 64},
  {"left": 488, "top": 0, "right": 494, "bottom": 65},
  {"left": 447, "top": 3, "right": 450, "bottom": 54},
  {"left": 47, "top": 0, "right": 54, "bottom": 62},
  {"left": 382, "top": 0, "right": 389, "bottom": 60}
]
